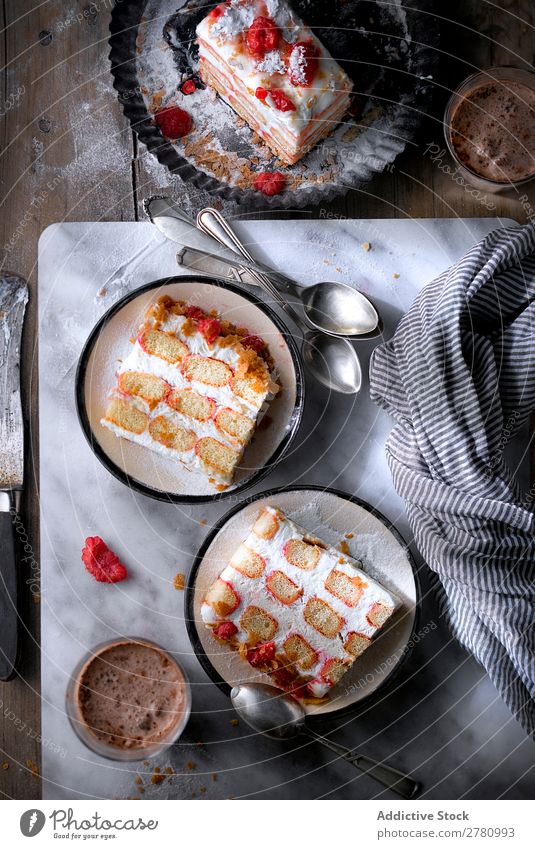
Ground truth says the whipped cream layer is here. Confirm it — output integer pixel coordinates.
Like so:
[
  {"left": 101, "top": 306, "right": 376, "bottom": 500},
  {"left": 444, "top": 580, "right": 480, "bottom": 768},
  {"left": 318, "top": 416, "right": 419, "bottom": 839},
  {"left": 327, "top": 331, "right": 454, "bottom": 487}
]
[
  {"left": 197, "top": 0, "right": 353, "bottom": 164},
  {"left": 201, "top": 506, "right": 400, "bottom": 698}
]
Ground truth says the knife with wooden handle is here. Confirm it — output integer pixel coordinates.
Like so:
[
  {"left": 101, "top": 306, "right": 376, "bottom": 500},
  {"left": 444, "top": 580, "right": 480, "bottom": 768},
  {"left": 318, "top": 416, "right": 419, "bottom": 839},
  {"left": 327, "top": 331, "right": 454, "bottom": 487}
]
[{"left": 0, "top": 273, "right": 28, "bottom": 681}]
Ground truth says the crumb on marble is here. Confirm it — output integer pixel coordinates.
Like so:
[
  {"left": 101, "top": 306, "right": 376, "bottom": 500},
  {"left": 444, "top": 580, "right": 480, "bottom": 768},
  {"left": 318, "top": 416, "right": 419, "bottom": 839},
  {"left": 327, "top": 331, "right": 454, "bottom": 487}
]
[
  {"left": 151, "top": 767, "right": 165, "bottom": 785},
  {"left": 393, "top": 273, "right": 400, "bottom": 279},
  {"left": 338, "top": 540, "right": 350, "bottom": 555},
  {"left": 230, "top": 718, "right": 239, "bottom": 727},
  {"left": 186, "top": 760, "right": 197, "bottom": 770},
  {"left": 174, "top": 573, "right": 185, "bottom": 591},
  {"left": 361, "top": 242, "right": 371, "bottom": 252}
]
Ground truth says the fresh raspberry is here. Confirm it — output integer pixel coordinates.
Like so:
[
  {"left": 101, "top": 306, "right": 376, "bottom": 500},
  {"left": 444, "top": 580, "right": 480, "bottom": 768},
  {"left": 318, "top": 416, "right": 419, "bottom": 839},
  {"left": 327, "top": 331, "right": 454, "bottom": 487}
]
[
  {"left": 247, "top": 641, "right": 276, "bottom": 668},
  {"left": 214, "top": 621, "right": 238, "bottom": 641},
  {"left": 210, "top": 3, "right": 226, "bottom": 19},
  {"left": 185, "top": 304, "right": 206, "bottom": 320},
  {"left": 268, "top": 89, "right": 296, "bottom": 112},
  {"left": 181, "top": 79, "right": 196, "bottom": 95},
  {"left": 241, "top": 334, "right": 265, "bottom": 353},
  {"left": 288, "top": 41, "right": 320, "bottom": 87},
  {"left": 154, "top": 105, "right": 193, "bottom": 140},
  {"left": 253, "top": 171, "right": 286, "bottom": 196},
  {"left": 255, "top": 86, "right": 269, "bottom": 102},
  {"left": 82, "top": 537, "right": 128, "bottom": 583},
  {"left": 198, "top": 317, "right": 222, "bottom": 344},
  {"left": 246, "top": 16, "right": 279, "bottom": 59}
]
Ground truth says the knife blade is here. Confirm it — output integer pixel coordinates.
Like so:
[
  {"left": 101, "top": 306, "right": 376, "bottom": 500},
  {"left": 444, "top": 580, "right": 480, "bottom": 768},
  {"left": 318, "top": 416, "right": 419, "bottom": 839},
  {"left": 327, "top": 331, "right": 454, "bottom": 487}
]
[
  {"left": 0, "top": 272, "right": 28, "bottom": 681},
  {"left": 144, "top": 196, "right": 242, "bottom": 260}
]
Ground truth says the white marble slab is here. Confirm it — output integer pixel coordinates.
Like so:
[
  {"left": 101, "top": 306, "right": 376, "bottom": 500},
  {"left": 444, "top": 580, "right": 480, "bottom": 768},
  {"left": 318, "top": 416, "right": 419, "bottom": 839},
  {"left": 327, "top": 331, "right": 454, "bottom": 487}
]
[{"left": 38, "top": 218, "right": 535, "bottom": 800}]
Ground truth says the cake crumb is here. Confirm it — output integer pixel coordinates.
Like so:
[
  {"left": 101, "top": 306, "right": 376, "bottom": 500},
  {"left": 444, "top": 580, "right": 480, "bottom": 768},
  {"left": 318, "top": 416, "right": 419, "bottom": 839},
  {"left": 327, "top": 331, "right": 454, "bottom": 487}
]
[
  {"left": 345, "top": 532, "right": 354, "bottom": 539},
  {"left": 230, "top": 718, "right": 239, "bottom": 727},
  {"left": 174, "top": 573, "right": 185, "bottom": 591},
  {"left": 186, "top": 761, "right": 197, "bottom": 771},
  {"left": 134, "top": 776, "right": 143, "bottom": 786},
  {"left": 97, "top": 286, "right": 107, "bottom": 298},
  {"left": 361, "top": 242, "right": 371, "bottom": 252},
  {"left": 164, "top": 766, "right": 174, "bottom": 775},
  {"left": 151, "top": 767, "right": 165, "bottom": 785},
  {"left": 2, "top": 762, "right": 8, "bottom": 770},
  {"left": 200, "top": 786, "right": 207, "bottom": 793},
  {"left": 212, "top": 772, "right": 218, "bottom": 782},
  {"left": 33, "top": 594, "right": 41, "bottom": 604},
  {"left": 393, "top": 272, "right": 400, "bottom": 279},
  {"left": 199, "top": 519, "right": 207, "bottom": 526},
  {"left": 338, "top": 540, "right": 350, "bottom": 555},
  {"left": 26, "top": 760, "right": 39, "bottom": 778}
]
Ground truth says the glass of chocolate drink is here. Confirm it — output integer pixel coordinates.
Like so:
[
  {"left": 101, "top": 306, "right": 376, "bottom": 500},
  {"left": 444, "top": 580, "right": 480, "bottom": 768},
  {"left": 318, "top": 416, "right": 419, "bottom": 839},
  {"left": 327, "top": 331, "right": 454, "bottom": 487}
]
[
  {"left": 444, "top": 66, "right": 535, "bottom": 192},
  {"left": 66, "top": 637, "right": 191, "bottom": 761}
]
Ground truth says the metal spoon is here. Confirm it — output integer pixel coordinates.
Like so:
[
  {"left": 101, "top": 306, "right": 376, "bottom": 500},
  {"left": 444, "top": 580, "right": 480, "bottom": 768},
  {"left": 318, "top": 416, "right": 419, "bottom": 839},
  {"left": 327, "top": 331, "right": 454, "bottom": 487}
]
[
  {"left": 197, "top": 207, "right": 381, "bottom": 338},
  {"left": 195, "top": 210, "right": 362, "bottom": 395},
  {"left": 145, "top": 196, "right": 361, "bottom": 394},
  {"left": 232, "top": 683, "right": 420, "bottom": 799}
]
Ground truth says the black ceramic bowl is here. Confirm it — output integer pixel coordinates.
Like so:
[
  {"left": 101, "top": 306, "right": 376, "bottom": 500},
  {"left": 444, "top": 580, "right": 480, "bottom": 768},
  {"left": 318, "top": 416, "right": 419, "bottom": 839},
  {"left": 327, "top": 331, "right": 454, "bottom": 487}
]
[
  {"left": 76, "top": 276, "right": 305, "bottom": 504},
  {"left": 185, "top": 484, "right": 421, "bottom": 720}
]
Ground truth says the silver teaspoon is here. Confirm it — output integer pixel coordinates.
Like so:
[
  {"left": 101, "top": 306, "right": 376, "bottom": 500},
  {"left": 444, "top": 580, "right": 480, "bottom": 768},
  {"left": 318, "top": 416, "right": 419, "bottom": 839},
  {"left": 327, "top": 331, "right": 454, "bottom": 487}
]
[
  {"left": 195, "top": 209, "right": 362, "bottom": 395},
  {"left": 197, "top": 207, "right": 381, "bottom": 339},
  {"left": 232, "top": 683, "right": 420, "bottom": 800}
]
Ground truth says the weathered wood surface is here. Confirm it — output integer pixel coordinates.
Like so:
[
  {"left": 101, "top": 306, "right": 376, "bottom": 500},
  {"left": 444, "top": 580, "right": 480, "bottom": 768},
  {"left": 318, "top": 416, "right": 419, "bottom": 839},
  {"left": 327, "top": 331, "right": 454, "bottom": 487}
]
[{"left": 0, "top": 0, "right": 534, "bottom": 799}]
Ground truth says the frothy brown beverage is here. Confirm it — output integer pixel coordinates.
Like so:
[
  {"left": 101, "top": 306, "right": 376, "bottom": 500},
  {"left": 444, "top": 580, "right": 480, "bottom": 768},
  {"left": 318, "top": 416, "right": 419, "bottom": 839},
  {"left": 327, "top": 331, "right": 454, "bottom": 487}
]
[
  {"left": 74, "top": 640, "right": 187, "bottom": 750},
  {"left": 450, "top": 80, "right": 535, "bottom": 183}
]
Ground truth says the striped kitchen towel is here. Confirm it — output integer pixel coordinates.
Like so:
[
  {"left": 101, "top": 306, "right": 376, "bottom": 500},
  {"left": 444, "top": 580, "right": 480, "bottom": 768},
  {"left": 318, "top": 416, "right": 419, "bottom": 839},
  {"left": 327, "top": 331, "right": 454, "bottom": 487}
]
[{"left": 370, "top": 222, "right": 535, "bottom": 737}]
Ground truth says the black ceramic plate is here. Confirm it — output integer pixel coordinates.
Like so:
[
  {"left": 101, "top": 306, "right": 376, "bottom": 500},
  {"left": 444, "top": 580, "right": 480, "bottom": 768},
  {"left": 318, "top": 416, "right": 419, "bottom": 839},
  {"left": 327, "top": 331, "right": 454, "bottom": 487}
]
[
  {"left": 76, "top": 276, "right": 305, "bottom": 504},
  {"left": 109, "top": 0, "right": 439, "bottom": 208},
  {"left": 185, "top": 485, "right": 421, "bottom": 719}
]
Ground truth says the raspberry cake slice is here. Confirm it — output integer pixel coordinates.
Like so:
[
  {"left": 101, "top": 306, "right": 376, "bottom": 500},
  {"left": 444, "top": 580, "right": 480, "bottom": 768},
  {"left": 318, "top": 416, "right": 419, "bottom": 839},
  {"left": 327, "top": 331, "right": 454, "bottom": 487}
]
[
  {"left": 201, "top": 506, "right": 400, "bottom": 699},
  {"left": 101, "top": 296, "right": 279, "bottom": 488},
  {"left": 196, "top": 1, "right": 353, "bottom": 166}
]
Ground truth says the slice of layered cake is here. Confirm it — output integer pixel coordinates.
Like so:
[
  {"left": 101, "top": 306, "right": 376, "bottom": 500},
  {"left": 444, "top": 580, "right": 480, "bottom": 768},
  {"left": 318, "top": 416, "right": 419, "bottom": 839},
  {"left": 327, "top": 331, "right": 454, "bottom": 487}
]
[
  {"left": 101, "top": 296, "right": 279, "bottom": 488},
  {"left": 196, "top": 1, "right": 353, "bottom": 165},
  {"left": 201, "top": 506, "right": 400, "bottom": 699}
]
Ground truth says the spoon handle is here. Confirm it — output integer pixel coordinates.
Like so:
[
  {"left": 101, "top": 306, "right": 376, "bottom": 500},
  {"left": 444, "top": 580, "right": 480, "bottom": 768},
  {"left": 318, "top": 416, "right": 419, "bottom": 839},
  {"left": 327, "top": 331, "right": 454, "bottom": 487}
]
[
  {"left": 303, "top": 727, "right": 420, "bottom": 799},
  {"left": 196, "top": 209, "right": 309, "bottom": 333},
  {"left": 197, "top": 208, "right": 302, "bottom": 298}
]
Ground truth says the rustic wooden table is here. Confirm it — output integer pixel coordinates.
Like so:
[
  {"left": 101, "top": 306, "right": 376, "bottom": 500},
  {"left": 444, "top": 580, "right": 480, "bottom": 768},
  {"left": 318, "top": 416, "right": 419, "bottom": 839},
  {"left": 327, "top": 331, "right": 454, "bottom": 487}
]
[{"left": 1, "top": 0, "right": 534, "bottom": 800}]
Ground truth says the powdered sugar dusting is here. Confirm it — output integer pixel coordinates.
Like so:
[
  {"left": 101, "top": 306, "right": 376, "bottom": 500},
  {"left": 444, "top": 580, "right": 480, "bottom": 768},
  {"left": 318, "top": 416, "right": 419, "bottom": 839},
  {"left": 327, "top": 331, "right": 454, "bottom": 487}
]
[
  {"left": 212, "top": 0, "right": 255, "bottom": 41},
  {"left": 256, "top": 49, "right": 287, "bottom": 75},
  {"left": 288, "top": 43, "right": 307, "bottom": 86}
]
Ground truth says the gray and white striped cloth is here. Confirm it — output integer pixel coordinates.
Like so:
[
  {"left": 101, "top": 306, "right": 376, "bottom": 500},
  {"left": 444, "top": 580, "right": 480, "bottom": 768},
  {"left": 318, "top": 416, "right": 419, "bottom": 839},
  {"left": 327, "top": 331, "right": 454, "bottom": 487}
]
[{"left": 370, "top": 222, "right": 535, "bottom": 737}]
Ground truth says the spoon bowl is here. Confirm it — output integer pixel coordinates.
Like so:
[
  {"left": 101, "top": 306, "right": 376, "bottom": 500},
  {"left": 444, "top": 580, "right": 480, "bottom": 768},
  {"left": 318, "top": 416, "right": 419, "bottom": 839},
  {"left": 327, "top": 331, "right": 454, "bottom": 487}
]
[
  {"left": 303, "top": 334, "right": 362, "bottom": 395},
  {"left": 231, "top": 683, "right": 305, "bottom": 740},
  {"left": 302, "top": 281, "right": 381, "bottom": 337}
]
